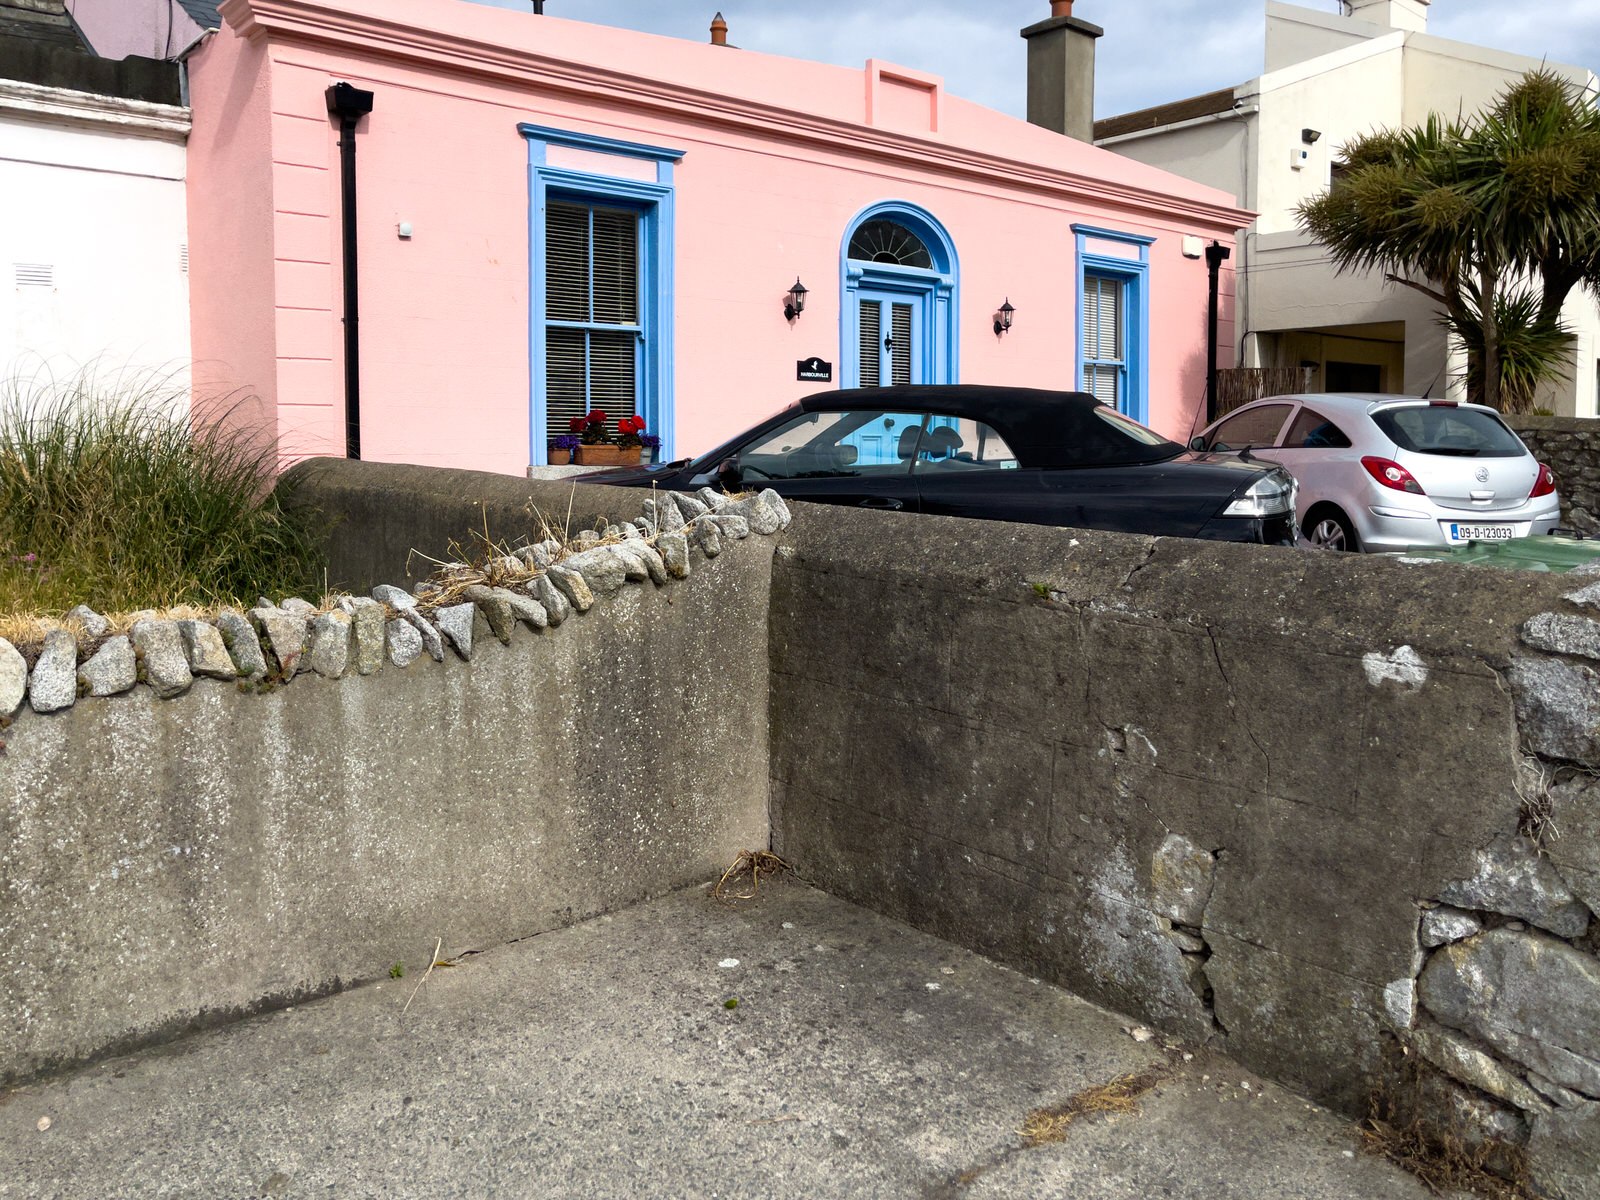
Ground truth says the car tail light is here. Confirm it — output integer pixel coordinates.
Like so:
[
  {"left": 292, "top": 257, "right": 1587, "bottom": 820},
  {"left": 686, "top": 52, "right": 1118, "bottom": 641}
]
[
  {"left": 1361, "top": 456, "right": 1426, "bottom": 495},
  {"left": 1530, "top": 462, "right": 1556, "bottom": 498}
]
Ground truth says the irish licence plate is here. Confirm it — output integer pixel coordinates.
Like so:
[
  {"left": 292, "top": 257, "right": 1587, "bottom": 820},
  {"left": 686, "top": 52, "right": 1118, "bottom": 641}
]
[{"left": 1449, "top": 523, "right": 1516, "bottom": 542}]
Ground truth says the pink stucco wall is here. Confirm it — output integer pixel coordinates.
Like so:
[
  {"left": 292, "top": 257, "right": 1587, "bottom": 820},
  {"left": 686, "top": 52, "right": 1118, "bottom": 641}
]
[{"left": 190, "top": 0, "right": 1246, "bottom": 474}]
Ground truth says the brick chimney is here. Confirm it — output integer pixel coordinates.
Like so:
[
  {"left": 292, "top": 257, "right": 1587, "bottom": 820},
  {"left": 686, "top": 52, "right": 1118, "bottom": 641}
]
[
  {"left": 1346, "top": 0, "right": 1429, "bottom": 32},
  {"left": 1020, "top": 0, "right": 1103, "bottom": 141},
  {"left": 710, "top": 12, "right": 728, "bottom": 46}
]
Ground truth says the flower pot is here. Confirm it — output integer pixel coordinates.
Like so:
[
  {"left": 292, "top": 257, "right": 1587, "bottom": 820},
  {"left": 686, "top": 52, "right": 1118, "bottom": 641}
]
[
  {"left": 548, "top": 448, "right": 571, "bottom": 465},
  {"left": 617, "top": 445, "right": 642, "bottom": 466},
  {"left": 574, "top": 444, "right": 623, "bottom": 467}
]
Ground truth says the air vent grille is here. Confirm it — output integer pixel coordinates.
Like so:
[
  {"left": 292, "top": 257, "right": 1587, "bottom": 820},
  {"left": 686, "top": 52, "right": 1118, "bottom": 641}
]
[
  {"left": 15, "top": 263, "right": 53, "bottom": 287},
  {"left": 179, "top": 244, "right": 188, "bottom": 274}
]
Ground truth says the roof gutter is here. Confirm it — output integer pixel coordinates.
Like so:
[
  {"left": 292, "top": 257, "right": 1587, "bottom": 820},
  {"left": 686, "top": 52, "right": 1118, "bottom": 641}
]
[{"left": 1096, "top": 102, "right": 1259, "bottom": 148}]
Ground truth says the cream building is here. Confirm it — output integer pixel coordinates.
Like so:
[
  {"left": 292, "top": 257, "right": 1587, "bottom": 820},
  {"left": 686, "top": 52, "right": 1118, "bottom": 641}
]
[{"left": 1095, "top": 0, "right": 1600, "bottom": 414}]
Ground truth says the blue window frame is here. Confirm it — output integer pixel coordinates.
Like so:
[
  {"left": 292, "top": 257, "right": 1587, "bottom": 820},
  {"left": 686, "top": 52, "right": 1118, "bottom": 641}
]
[
  {"left": 522, "top": 124, "right": 682, "bottom": 467},
  {"left": 1073, "top": 224, "right": 1153, "bottom": 424},
  {"left": 841, "top": 201, "right": 958, "bottom": 390}
]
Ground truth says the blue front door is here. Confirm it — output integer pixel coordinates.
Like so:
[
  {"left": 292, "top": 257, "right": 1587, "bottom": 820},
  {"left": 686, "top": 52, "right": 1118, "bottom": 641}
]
[
  {"left": 855, "top": 290, "right": 922, "bottom": 389},
  {"left": 847, "top": 290, "right": 924, "bottom": 465}
]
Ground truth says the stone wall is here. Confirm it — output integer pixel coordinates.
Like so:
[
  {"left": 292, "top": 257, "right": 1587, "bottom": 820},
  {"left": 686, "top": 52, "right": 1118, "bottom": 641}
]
[
  {"left": 1509, "top": 415, "right": 1600, "bottom": 535},
  {"left": 0, "top": 473, "right": 787, "bottom": 1086},
  {"left": 767, "top": 507, "right": 1600, "bottom": 1195}
]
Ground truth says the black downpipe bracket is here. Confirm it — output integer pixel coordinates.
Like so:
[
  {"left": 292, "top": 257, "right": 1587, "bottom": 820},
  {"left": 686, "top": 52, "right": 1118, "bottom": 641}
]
[
  {"left": 326, "top": 82, "right": 374, "bottom": 460},
  {"left": 1204, "top": 240, "right": 1231, "bottom": 425}
]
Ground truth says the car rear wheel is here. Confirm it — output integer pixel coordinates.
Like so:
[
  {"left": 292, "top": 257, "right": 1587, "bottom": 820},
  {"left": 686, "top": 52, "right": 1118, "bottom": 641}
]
[{"left": 1305, "top": 505, "right": 1358, "bottom": 552}]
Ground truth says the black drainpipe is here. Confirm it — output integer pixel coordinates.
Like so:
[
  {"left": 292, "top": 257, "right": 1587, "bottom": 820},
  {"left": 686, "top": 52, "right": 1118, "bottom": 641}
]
[
  {"left": 326, "top": 82, "right": 375, "bottom": 460},
  {"left": 1204, "top": 240, "right": 1231, "bottom": 424}
]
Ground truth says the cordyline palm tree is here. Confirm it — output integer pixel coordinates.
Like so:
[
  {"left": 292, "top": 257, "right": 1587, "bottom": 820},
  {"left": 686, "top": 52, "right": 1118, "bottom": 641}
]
[{"left": 1298, "top": 70, "right": 1600, "bottom": 412}]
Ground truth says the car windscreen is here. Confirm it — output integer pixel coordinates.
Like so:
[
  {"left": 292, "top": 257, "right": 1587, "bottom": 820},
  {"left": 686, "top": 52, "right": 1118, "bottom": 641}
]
[{"left": 1372, "top": 406, "right": 1526, "bottom": 458}]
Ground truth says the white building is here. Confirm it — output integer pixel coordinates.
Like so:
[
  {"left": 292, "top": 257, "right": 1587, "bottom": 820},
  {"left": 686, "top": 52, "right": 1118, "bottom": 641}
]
[
  {"left": 0, "top": 5, "right": 192, "bottom": 395},
  {"left": 1095, "top": 0, "right": 1600, "bottom": 415}
]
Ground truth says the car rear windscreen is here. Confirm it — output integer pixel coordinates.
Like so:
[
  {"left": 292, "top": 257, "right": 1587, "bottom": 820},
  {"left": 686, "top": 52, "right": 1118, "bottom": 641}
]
[{"left": 1372, "top": 406, "right": 1526, "bottom": 458}]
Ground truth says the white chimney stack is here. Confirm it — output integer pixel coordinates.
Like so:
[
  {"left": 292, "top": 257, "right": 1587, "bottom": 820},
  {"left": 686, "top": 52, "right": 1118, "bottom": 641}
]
[{"left": 1346, "top": 0, "right": 1430, "bottom": 33}]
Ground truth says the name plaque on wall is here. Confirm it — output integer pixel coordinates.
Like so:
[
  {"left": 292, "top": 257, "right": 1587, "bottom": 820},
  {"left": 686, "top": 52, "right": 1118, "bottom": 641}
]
[{"left": 797, "top": 357, "right": 833, "bottom": 383}]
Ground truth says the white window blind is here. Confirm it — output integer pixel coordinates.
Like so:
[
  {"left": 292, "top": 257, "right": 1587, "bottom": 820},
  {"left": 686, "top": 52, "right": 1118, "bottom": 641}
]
[
  {"left": 889, "top": 303, "right": 912, "bottom": 385},
  {"left": 1082, "top": 274, "right": 1124, "bottom": 407},
  {"left": 859, "top": 301, "right": 882, "bottom": 389},
  {"left": 546, "top": 200, "right": 640, "bottom": 440}
]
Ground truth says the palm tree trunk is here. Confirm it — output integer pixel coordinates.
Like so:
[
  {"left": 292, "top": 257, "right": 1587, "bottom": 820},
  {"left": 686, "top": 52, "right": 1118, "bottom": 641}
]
[{"left": 1480, "top": 265, "right": 1502, "bottom": 410}]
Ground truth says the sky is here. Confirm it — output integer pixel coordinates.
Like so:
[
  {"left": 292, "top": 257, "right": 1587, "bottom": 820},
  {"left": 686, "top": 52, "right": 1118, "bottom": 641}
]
[{"left": 461, "top": 0, "right": 1600, "bottom": 119}]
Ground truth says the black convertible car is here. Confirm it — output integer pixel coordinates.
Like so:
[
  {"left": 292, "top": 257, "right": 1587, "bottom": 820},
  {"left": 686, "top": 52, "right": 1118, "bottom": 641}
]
[{"left": 576, "top": 385, "right": 1298, "bottom": 545}]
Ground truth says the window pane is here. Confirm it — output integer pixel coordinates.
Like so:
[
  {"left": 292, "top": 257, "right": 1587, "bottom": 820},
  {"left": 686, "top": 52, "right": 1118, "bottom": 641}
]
[
  {"left": 1373, "top": 406, "right": 1526, "bottom": 458},
  {"left": 546, "top": 328, "right": 588, "bottom": 440},
  {"left": 847, "top": 219, "right": 932, "bottom": 269},
  {"left": 738, "top": 410, "right": 925, "bottom": 479},
  {"left": 1083, "top": 364, "right": 1120, "bottom": 406},
  {"left": 1084, "top": 275, "right": 1123, "bottom": 364},
  {"left": 587, "top": 331, "right": 637, "bottom": 421},
  {"left": 1209, "top": 403, "right": 1292, "bottom": 450},
  {"left": 591, "top": 207, "right": 639, "bottom": 326},
  {"left": 859, "top": 301, "right": 881, "bottom": 388},
  {"left": 1283, "top": 408, "right": 1352, "bottom": 449},
  {"left": 911, "top": 419, "right": 1019, "bottom": 473},
  {"left": 546, "top": 202, "right": 590, "bottom": 322}
]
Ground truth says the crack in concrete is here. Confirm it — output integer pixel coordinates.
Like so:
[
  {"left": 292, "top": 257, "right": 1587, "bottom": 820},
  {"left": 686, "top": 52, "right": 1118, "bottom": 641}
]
[
  {"left": 1207, "top": 626, "right": 1272, "bottom": 787},
  {"left": 1118, "top": 540, "right": 1160, "bottom": 591}
]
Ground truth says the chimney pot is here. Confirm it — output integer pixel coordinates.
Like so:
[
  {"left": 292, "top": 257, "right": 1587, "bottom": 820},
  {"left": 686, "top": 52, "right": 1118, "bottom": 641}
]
[
  {"left": 1021, "top": 3, "right": 1103, "bottom": 142},
  {"left": 710, "top": 12, "right": 728, "bottom": 46}
]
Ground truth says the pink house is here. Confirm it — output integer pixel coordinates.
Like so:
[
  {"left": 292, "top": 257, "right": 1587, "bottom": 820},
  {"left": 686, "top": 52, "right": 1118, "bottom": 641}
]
[{"left": 185, "top": 0, "right": 1248, "bottom": 474}]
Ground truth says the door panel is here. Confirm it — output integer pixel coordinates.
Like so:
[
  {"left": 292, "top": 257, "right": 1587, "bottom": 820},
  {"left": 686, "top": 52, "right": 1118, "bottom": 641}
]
[{"left": 854, "top": 290, "right": 923, "bottom": 390}]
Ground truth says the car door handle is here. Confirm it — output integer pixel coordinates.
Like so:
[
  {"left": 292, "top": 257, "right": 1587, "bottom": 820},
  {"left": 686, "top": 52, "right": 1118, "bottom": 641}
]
[{"left": 858, "top": 497, "right": 903, "bottom": 510}]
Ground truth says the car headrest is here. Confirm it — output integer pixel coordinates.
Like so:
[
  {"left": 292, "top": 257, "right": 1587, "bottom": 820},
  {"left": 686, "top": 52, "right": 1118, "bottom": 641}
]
[
  {"left": 896, "top": 425, "right": 922, "bottom": 459},
  {"left": 923, "top": 426, "right": 964, "bottom": 458}
]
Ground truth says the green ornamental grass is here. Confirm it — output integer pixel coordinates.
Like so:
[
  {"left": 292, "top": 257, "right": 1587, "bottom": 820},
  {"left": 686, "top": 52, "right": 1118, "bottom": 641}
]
[{"left": 0, "top": 368, "right": 325, "bottom": 617}]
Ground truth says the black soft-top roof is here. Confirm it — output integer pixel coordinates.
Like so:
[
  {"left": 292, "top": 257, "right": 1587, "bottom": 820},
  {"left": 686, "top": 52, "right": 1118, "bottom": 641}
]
[{"left": 797, "top": 384, "right": 1180, "bottom": 470}]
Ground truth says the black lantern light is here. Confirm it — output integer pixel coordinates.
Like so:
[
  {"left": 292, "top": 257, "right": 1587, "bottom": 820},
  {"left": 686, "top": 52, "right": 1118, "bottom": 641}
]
[
  {"left": 784, "top": 277, "right": 808, "bottom": 321},
  {"left": 994, "top": 298, "right": 1015, "bottom": 336}
]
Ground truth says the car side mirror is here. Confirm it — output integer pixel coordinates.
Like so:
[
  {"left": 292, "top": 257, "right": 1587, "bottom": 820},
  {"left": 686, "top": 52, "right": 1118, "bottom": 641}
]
[
  {"left": 717, "top": 457, "right": 743, "bottom": 491},
  {"left": 1189, "top": 436, "right": 1207, "bottom": 452}
]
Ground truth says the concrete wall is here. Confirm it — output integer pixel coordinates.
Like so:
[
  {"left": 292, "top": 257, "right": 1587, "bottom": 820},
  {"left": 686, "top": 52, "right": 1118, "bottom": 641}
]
[
  {"left": 278, "top": 458, "right": 678, "bottom": 593},
  {"left": 0, "top": 471, "right": 773, "bottom": 1086},
  {"left": 767, "top": 504, "right": 1598, "bottom": 1186},
  {"left": 0, "top": 77, "right": 191, "bottom": 386}
]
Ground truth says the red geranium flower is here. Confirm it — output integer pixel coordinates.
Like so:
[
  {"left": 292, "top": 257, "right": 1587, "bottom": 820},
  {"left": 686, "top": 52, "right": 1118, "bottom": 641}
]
[
  {"left": 588, "top": 410, "right": 608, "bottom": 424},
  {"left": 569, "top": 417, "right": 586, "bottom": 433}
]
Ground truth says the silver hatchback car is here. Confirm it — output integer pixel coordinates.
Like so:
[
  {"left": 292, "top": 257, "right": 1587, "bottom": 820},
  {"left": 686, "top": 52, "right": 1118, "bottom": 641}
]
[{"left": 1194, "top": 393, "right": 1560, "bottom": 552}]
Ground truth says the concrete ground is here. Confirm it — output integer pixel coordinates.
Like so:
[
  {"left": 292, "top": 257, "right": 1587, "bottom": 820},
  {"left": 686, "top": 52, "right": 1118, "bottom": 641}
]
[{"left": 2, "top": 883, "right": 1438, "bottom": 1200}]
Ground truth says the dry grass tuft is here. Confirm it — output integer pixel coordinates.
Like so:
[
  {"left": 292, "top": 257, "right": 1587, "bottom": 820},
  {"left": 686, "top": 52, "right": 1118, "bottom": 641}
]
[
  {"left": 1361, "top": 1078, "right": 1537, "bottom": 1199},
  {"left": 0, "top": 364, "right": 324, "bottom": 619},
  {"left": 1018, "top": 1064, "right": 1173, "bottom": 1146},
  {"left": 712, "top": 850, "right": 793, "bottom": 905}
]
